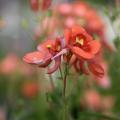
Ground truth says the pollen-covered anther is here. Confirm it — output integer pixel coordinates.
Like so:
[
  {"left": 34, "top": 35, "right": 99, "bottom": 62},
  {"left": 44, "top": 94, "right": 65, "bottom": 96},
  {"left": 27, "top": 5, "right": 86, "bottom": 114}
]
[
  {"left": 76, "top": 37, "right": 84, "bottom": 46},
  {"left": 46, "top": 44, "right": 52, "bottom": 49}
]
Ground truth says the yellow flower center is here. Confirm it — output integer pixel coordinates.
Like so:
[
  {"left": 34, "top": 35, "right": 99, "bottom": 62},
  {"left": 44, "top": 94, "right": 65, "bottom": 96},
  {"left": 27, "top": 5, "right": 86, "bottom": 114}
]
[
  {"left": 46, "top": 44, "right": 52, "bottom": 49},
  {"left": 76, "top": 37, "right": 84, "bottom": 46}
]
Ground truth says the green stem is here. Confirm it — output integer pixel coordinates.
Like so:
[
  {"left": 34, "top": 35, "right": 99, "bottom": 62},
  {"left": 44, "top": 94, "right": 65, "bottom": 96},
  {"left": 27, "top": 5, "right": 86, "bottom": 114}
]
[
  {"left": 63, "top": 63, "right": 68, "bottom": 97},
  {"left": 49, "top": 74, "right": 55, "bottom": 91},
  {"left": 59, "top": 66, "right": 63, "bottom": 80},
  {"left": 63, "top": 63, "right": 68, "bottom": 120}
]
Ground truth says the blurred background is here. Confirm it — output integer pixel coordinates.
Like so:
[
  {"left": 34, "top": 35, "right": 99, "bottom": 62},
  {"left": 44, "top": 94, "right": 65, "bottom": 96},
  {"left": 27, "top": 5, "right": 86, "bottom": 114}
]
[{"left": 0, "top": 0, "right": 120, "bottom": 120}]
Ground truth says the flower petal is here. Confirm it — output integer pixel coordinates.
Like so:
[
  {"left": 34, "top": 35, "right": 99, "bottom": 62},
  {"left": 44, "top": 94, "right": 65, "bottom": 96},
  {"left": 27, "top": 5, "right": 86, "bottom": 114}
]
[
  {"left": 51, "top": 48, "right": 68, "bottom": 60},
  {"left": 47, "top": 56, "right": 61, "bottom": 74},
  {"left": 88, "top": 62, "right": 104, "bottom": 78},
  {"left": 59, "top": 37, "right": 66, "bottom": 48},
  {"left": 23, "top": 51, "right": 44, "bottom": 64},
  {"left": 89, "top": 40, "right": 101, "bottom": 55},
  {"left": 69, "top": 54, "right": 77, "bottom": 65},
  {"left": 23, "top": 51, "right": 52, "bottom": 67},
  {"left": 71, "top": 46, "right": 94, "bottom": 59},
  {"left": 73, "top": 60, "right": 80, "bottom": 72},
  {"left": 64, "top": 28, "right": 71, "bottom": 45},
  {"left": 37, "top": 39, "right": 55, "bottom": 51},
  {"left": 79, "top": 61, "right": 89, "bottom": 75},
  {"left": 71, "top": 26, "right": 92, "bottom": 41}
]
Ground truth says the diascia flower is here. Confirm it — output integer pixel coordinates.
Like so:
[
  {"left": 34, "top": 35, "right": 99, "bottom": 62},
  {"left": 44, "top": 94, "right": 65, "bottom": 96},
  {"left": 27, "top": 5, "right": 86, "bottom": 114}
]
[
  {"left": 23, "top": 38, "right": 66, "bottom": 74},
  {"left": 64, "top": 26, "right": 101, "bottom": 59},
  {"left": 64, "top": 26, "right": 104, "bottom": 77}
]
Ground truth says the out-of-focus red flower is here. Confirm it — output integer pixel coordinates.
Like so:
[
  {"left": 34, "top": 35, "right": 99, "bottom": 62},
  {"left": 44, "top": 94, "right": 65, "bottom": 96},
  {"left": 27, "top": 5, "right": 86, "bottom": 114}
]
[
  {"left": 57, "top": 3, "right": 72, "bottom": 15},
  {"left": 41, "top": 0, "right": 52, "bottom": 11},
  {"left": 93, "top": 60, "right": 111, "bottom": 88},
  {"left": 30, "top": 0, "right": 39, "bottom": 12},
  {"left": 82, "top": 90, "right": 102, "bottom": 110},
  {"left": 65, "top": 17, "right": 75, "bottom": 28},
  {"left": 0, "top": 54, "right": 19, "bottom": 74},
  {"left": 22, "top": 81, "right": 39, "bottom": 98},
  {"left": 89, "top": 52, "right": 110, "bottom": 87},
  {"left": 73, "top": 2, "right": 88, "bottom": 17}
]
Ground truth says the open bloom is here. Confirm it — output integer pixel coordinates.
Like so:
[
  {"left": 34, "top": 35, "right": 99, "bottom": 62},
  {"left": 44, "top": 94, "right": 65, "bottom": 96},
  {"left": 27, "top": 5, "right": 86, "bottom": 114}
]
[
  {"left": 64, "top": 26, "right": 104, "bottom": 77},
  {"left": 23, "top": 38, "right": 65, "bottom": 74},
  {"left": 65, "top": 26, "right": 101, "bottom": 59}
]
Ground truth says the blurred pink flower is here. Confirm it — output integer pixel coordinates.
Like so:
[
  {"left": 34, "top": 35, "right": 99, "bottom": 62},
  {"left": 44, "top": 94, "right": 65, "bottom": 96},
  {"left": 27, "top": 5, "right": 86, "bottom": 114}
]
[
  {"left": 73, "top": 2, "right": 88, "bottom": 17},
  {"left": 82, "top": 90, "right": 102, "bottom": 110},
  {"left": 94, "top": 60, "right": 111, "bottom": 88},
  {"left": 57, "top": 3, "right": 72, "bottom": 15},
  {"left": 22, "top": 81, "right": 40, "bottom": 98},
  {"left": 0, "top": 54, "right": 19, "bottom": 74},
  {"left": 65, "top": 17, "right": 75, "bottom": 28}
]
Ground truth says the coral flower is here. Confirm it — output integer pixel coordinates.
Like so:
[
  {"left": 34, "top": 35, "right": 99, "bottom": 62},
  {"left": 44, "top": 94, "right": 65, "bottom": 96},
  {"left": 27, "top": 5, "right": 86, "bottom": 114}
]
[
  {"left": 82, "top": 90, "right": 102, "bottom": 110},
  {"left": 22, "top": 81, "right": 39, "bottom": 98},
  {"left": 57, "top": 3, "right": 72, "bottom": 15},
  {"left": 0, "top": 54, "right": 19, "bottom": 74},
  {"left": 64, "top": 26, "right": 104, "bottom": 77},
  {"left": 23, "top": 38, "right": 66, "bottom": 74},
  {"left": 64, "top": 26, "right": 101, "bottom": 59}
]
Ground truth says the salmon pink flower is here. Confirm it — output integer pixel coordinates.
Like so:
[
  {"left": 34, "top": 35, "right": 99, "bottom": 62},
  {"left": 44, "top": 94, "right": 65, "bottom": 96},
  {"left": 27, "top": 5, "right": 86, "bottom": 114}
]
[
  {"left": 23, "top": 38, "right": 66, "bottom": 74},
  {"left": 64, "top": 26, "right": 104, "bottom": 77},
  {"left": 73, "top": 2, "right": 88, "bottom": 17},
  {"left": 82, "top": 90, "right": 102, "bottom": 110},
  {"left": 22, "top": 81, "right": 39, "bottom": 98},
  {"left": 64, "top": 26, "right": 101, "bottom": 60},
  {"left": 0, "top": 54, "right": 19, "bottom": 74},
  {"left": 92, "top": 59, "right": 111, "bottom": 88},
  {"left": 57, "top": 3, "right": 72, "bottom": 16}
]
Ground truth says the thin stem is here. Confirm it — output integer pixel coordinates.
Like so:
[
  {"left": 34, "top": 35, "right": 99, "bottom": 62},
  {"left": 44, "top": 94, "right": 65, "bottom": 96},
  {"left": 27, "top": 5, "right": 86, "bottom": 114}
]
[
  {"left": 49, "top": 74, "right": 55, "bottom": 91},
  {"left": 59, "top": 66, "right": 63, "bottom": 80},
  {"left": 63, "top": 63, "right": 68, "bottom": 97},
  {"left": 62, "top": 63, "right": 69, "bottom": 120}
]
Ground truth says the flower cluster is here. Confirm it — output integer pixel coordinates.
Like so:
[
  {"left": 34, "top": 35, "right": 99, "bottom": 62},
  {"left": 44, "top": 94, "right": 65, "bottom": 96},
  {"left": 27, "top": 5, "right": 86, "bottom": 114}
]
[{"left": 23, "top": 26, "right": 104, "bottom": 77}]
